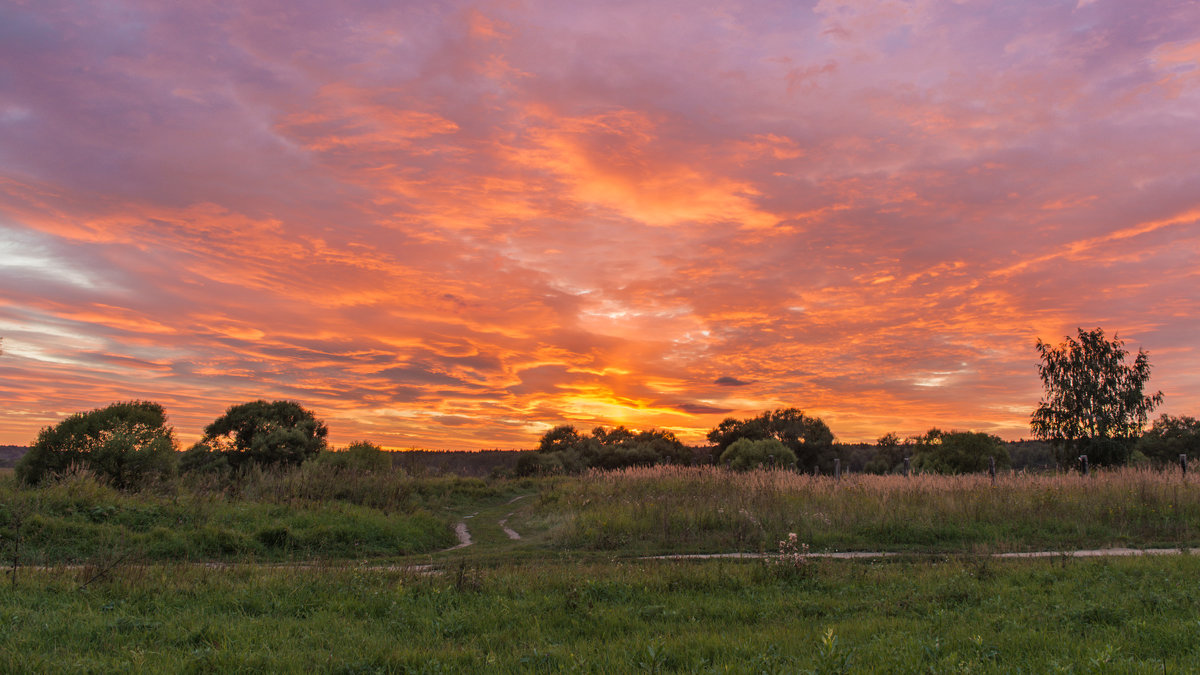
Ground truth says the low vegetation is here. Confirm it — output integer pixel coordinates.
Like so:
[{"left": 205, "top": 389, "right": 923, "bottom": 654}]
[
  {"left": 533, "top": 465, "right": 1199, "bottom": 554},
  {"left": 4, "top": 554, "right": 1200, "bottom": 672},
  {"left": 0, "top": 467, "right": 505, "bottom": 564}
]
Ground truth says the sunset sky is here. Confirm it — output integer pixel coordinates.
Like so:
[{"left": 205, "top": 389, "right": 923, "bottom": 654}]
[{"left": 2, "top": 0, "right": 1198, "bottom": 451}]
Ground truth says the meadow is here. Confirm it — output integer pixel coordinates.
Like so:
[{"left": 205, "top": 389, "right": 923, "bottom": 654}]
[
  {"left": 3, "top": 463, "right": 1200, "bottom": 672},
  {"left": 531, "top": 465, "right": 1199, "bottom": 555}
]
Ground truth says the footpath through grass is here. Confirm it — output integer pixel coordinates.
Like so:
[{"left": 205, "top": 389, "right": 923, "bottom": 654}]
[{"left": 4, "top": 554, "right": 1200, "bottom": 673}]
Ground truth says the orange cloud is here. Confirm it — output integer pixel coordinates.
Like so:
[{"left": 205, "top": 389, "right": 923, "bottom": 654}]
[{"left": 515, "top": 107, "right": 779, "bottom": 229}]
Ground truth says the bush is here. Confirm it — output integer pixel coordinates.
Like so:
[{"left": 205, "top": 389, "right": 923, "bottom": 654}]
[
  {"left": 516, "top": 451, "right": 567, "bottom": 476},
  {"left": 15, "top": 401, "right": 177, "bottom": 489},
  {"left": 718, "top": 438, "right": 796, "bottom": 471},
  {"left": 520, "top": 425, "right": 692, "bottom": 475},
  {"left": 707, "top": 408, "right": 834, "bottom": 471},
  {"left": 315, "top": 441, "right": 391, "bottom": 473},
  {"left": 179, "top": 444, "right": 231, "bottom": 475},
  {"left": 1136, "top": 414, "right": 1200, "bottom": 466},
  {"left": 184, "top": 400, "right": 328, "bottom": 471},
  {"left": 911, "top": 429, "right": 1010, "bottom": 475},
  {"left": 1075, "top": 436, "right": 1133, "bottom": 467},
  {"left": 864, "top": 432, "right": 908, "bottom": 474}
]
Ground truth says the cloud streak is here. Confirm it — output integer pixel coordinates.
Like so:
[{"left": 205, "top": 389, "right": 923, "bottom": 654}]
[{"left": 1, "top": 0, "right": 1198, "bottom": 449}]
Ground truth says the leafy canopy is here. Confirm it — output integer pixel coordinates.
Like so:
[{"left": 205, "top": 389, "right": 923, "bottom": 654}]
[
  {"left": 707, "top": 408, "right": 834, "bottom": 471},
  {"left": 719, "top": 438, "right": 796, "bottom": 471},
  {"left": 910, "top": 428, "right": 1010, "bottom": 475},
  {"left": 1136, "top": 414, "right": 1200, "bottom": 466},
  {"left": 1030, "top": 327, "right": 1162, "bottom": 466},
  {"left": 315, "top": 440, "right": 391, "bottom": 473},
  {"left": 16, "top": 400, "right": 178, "bottom": 489},
  {"left": 184, "top": 400, "right": 328, "bottom": 471},
  {"left": 519, "top": 424, "right": 691, "bottom": 475}
]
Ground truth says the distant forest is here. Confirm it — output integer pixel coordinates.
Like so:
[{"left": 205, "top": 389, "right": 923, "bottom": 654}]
[
  {"left": 0, "top": 445, "right": 27, "bottom": 468},
  {"left": 0, "top": 441, "right": 1060, "bottom": 476}
]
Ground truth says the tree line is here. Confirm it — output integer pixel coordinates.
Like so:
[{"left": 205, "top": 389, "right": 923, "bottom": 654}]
[
  {"left": 521, "top": 327, "right": 1197, "bottom": 475},
  {"left": 14, "top": 399, "right": 384, "bottom": 490},
  {"left": 12, "top": 327, "right": 1199, "bottom": 488}
]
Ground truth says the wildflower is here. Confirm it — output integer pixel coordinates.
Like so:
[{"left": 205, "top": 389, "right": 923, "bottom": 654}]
[{"left": 775, "top": 534, "right": 810, "bottom": 568}]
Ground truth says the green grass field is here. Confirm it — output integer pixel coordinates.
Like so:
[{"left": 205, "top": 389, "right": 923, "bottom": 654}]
[
  {"left": 4, "top": 555, "right": 1199, "bottom": 673},
  {"left": 3, "top": 465, "right": 1200, "bottom": 672}
]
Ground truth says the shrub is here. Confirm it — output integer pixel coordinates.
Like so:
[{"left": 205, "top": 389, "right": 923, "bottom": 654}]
[
  {"left": 1075, "top": 436, "right": 1133, "bottom": 467},
  {"left": 718, "top": 438, "right": 796, "bottom": 471},
  {"left": 179, "top": 444, "right": 231, "bottom": 475},
  {"left": 911, "top": 429, "right": 1010, "bottom": 475},
  {"left": 315, "top": 441, "right": 391, "bottom": 472},
  {"left": 516, "top": 451, "right": 566, "bottom": 476},
  {"left": 520, "top": 425, "right": 691, "bottom": 475},
  {"left": 15, "top": 401, "right": 177, "bottom": 489},
  {"left": 864, "top": 432, "right": 909, "bottom": 474},
  {"left": 707, "top": 408, "right": 834, "bottom": 471}
]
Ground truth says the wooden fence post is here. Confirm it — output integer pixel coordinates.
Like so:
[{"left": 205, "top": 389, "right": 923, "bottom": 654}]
[
  {"left": 1181, "top": 454, "right": 1188, "bottom": 477},
  {"left": 1079, "top": 454, "right": 1089, "bottom": 476},
  {"left": 903, "top": 457, "right": 910, "bottom": 477},
  {"left": 835, "top": 458, "right": 841, "bottom": 481},
  {"left": 989, "top": 456, "right": 996, "bottom": 483}
]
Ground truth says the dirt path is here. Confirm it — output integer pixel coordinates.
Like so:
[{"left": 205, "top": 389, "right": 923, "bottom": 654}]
[
  {"left": 645, "top": 547, "right": 1200, "bottom": 561},
  {"left": 995, "top": 547, "right": 1200, "bottom": 558},
  {"left": 25, "top": 546, "right": 1198, "bottom": 580},
  {"left": 448, "top": 522, "right": 473, "bottom": 550},
  {"left": 498, "top": 518, "right": 520, "bottom": 540},
  {"left": 440, "top": 494, "right": 536, "bottom": 553},
  {"left": 645, "top": 552, "right": 895, "bottom": 560},
  {"left": 497, "top": 495, "right": 530, "bottom": 541}
]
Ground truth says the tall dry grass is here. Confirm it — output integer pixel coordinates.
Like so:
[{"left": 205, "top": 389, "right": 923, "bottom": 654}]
[{"left": 539, "top": 465, "right": 1199, "bottom": 553}]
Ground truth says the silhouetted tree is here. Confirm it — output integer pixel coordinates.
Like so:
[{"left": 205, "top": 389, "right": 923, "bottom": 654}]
[
  {"left": 910, "top": 429, "right": 1010, "bottom": 475},
  {"left": 184, "top": 400, "right": 328, "bottom": 471},
  {"left": 706, "top": 408, "right": 834, "bottom": 471},
  {"left": 521, "top": 424, "right": 690, "bottom": 475},
  {"left": 864, "top": 432, "right": 910, "bottom": 474},
  {"left": 1136, "top": 414, "right": 1200, "bottom": 466},
  {"left": 538, "top": 425, "right": 583, "bottom": 453},
  {"left": 16, "top": 401, "right": 177, "bottom": 489},
  {"left": 719, "top": 438, "right": 796, "bottom": 471},
  {"left": 1031, "top": 328, "right": 1163, "bottom": 466}
]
